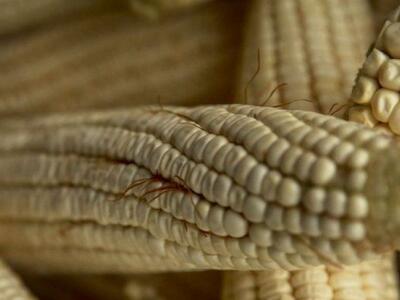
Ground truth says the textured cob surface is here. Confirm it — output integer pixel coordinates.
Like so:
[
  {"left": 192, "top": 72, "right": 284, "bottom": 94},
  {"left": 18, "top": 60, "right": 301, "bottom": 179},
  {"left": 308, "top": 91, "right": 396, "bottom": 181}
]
[
  {"left": 349, "top": 5, "right": 400, "bottom": 135},
  {"left": 222, "top": 256, "right": 399, "bottom": 300},
  {"left": 0, "top": 104, "right": 399, "bottom": 274},
  {"left": 1, "top": 0, "right": 400, "bottom": 299},
  {"left": 227, "top": 1, "right": 399, "bottom": 298},
  {"left": 0, "top": 0, "right": 244, "bottom": 117},
  {"left": 237, "top": 0, "right": 374, "bottom": 116}
]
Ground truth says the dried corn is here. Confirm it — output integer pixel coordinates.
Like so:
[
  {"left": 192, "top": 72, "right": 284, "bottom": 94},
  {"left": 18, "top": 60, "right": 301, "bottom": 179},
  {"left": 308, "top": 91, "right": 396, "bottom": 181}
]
[
  {"left": 237, "top": 0, "right": 373, "bottom": 115},
  {"left": 222, "top": 255, "right": 398, "bottom": 300},
  {"left": 0, "top": 1, "right": 245, "bottom": 117},
  {"left": 0, "top": 105, "right": 398, "bottom": 273},
  {"left": 0, "top": 260, "right": 36, "bottom": 300},
  {"left": 349, "top": 5, "right": 400, "bottom": 134}
]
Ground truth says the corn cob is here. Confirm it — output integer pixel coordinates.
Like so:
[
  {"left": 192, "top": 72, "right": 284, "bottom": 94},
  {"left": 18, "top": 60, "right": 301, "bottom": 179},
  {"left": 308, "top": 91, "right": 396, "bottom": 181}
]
[
  {"left": 0, "top": 0, "right": 245, "bottom": 117},
  {"left": 222, "top": 255, "right": 398, "bottom": 300},
  {"left": 237, "top": 0, "right": 374, "bottom": 116},
  {"left": 0, "top": 260, "right": 36, "bottom": 300},
  {"left": 229, "top": 1, "right": 398, "bottom": 298},
  {"left": 349, "top": 5, "right": 400, "bottom": 136},
  {"left": 0, "top": 104, "right": 398, "bottom": 273},
  {"left": 128, "top": 0, "right": 213, "bottom": 19}
]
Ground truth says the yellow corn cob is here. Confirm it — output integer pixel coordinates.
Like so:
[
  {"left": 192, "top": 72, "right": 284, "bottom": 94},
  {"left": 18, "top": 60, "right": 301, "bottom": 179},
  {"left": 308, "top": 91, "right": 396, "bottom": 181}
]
[
  {"left": 237, "top": 0, "right": 374, "bottom": 115},
  {"left": 0, "top": 260, "right": 36, "bottom": 300},
  {"left": 0, "top": 104, "right": 399, "bottom": 273},
  {"left": 0, "top": 1, "right": 245, "bottom": 117}
]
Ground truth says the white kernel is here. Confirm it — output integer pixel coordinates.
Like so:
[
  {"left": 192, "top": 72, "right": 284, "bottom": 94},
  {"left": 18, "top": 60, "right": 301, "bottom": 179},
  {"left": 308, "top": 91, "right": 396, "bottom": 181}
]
[
  {"left": 207, "top": 206, "right": 227, "bottom": 236},
  {"left": 295, "top": 152, "right": 316, "bottom": 181},
  {"left": 245, "top": 164, "right": 268, "bottom": 194},
  {"left": 361, "top": 48, "right": 389, "bottom": 77},
  {"left": 301, "top": 213, "right": 320, "bottom": 237},
  {"left": 321, "top": 216, "right": 341, "bottom": 239},
  {"left": 348, "top": 106, "right": 377, "bottom": 128},
  {"left": 346, "top": 195, "right": 368, "bottom": 218},
  {"left": 332, "top": 240, "right": 359, "bottom": 265},
  {"left": 195, "top": 200, "right": 211, "bottom": 232},
  {"left": 225, "top": 239, "right": 243, "bottom": 257},
  {"left": 243, "top": 196, "right": 267, "bottom": 223},
  {"left": 266, "top": 139, "right": 291, "bottom": 168},
  {"left": 314, "top": 136, "right": 340, "bottom": 156},
  {"left": 383, "top": 22, "right": 400, "bottom": 58},
  {"left": 331, "top": 142, "right": 355, "bottom": 164},
  {"left": 371, "top": 88, "right": 400, "bottom": 122},
  {"left": 351, "top": 76, "right": 379, "bottom": 104},
  {"left": 325, "top": 190, "right": 347, "bottom": 217},
  {"left": 304, "top": 187, "right": 326, "bottom": 213},
  {"left": 272, "top": 232, "right": 295, "bottom": 253},
  {"left": 280, "top": 146, "right": 303, "bottom": 175},
  {"left": 379, "top": 60, "right": 400, "bottom": 91},
  {"left": 261, "top": 170, "right": 282, "bottom": 201},
  {"left": 265, "top": 204, "right": 285, "bottom": 231},
  {"left": 389, "top": 102, "right": 400, "bottom": 134},
  {"left": 223, "top": 210, "right": 248, "bottom": 238},
  {"left": 342, "top": 221, "right": 366, "bottom": 241},
  {"left": 347, "top": 149, "right": 369, "bottom": 168},
  {"left": 276, "top": 177, "right": 301, "bottom": 207},
  {"left": 310, "top": 157, "right": 336, "bottom": 185},
  {"left": 346, "top": 170, "right": 367, "bottom": 191},
  {"left": 284, "top": 208, "right": 302, "bottom": 234},
  {"left": 249, "top": 223, "right": 272, "bottom": 247},
  {"left": 239, "top": 237, "right": 257, "bottom": 258}
]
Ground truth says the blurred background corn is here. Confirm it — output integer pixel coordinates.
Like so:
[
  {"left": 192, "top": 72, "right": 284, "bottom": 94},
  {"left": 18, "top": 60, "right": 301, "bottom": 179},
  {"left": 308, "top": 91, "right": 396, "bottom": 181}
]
[
  {"left": 237, "top": 0, "right": 374, "bottom": 116},
  {"left": 0, "top": 0, "right": 245, "bottom": 117}
]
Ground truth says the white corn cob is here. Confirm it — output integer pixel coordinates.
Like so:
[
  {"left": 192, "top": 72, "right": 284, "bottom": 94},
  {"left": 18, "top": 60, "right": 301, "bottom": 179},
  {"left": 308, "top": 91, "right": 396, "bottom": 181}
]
[
  {"left": 0, "top": 104, "right": 399, "bottom": 273},
  {"left": 237, "top": 0, "right": 374, "bottom": 115},
  {"left": 222, "top": 255, "right": 398, "bottom": 300},
  {"left": 128, "top": 0, "right": 213, "bottom": 19},
  {"left": 0, "top": 1, "right": 245, "bottom": 117},
  {"left": 0, "top": 260, "right": 36, "bottom": 300},
  {"left": 349, "top": 5, "right": 400, "bottom": 135},
  {"left": 230, "top": 1, "right": 398, "bottom": 297}
]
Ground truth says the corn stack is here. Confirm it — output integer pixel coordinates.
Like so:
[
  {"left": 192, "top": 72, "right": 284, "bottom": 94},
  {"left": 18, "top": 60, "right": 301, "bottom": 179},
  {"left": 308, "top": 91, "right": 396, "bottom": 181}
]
[
  {"left": 225, "top": 1, "right": 399, "bottom": 298},
  {"left": 0, "top": 260, "right": 36, "bottom": 300},
  {"left": 237, "top": 0, "right": 374, "bottom": 116}
]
